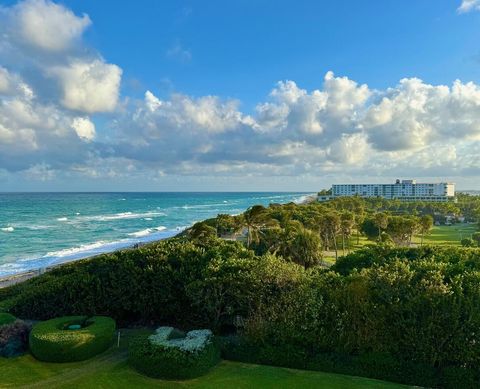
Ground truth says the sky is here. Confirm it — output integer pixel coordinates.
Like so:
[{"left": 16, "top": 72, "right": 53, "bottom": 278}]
[{"left": 1, "top": 0, "right": 480, "bottom": 191}]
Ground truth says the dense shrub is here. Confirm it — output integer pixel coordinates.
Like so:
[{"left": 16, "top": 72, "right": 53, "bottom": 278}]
[
  {"left": 219, "top": 336, "right": 477, "bottom": 388},
  {"left": 29, "top": 316, "right": 116, "bottom": 362},
  {"left": 2, "top": 239, "right": 480, "bottom": 387},
  {"left": 441, "top": 366, "right": 480, "bottom": 389},
  {"left": 0, "top": 312, "right": 16, "bottom": 326},
  {"left": 129, "top": 326, "right": 220, "bottom": 379},
  {"left": 2, "top": 239, "right": 263, "bottom": 330},
  {"left": 0, "top": 319, "right": 32, "bottom": 357}
]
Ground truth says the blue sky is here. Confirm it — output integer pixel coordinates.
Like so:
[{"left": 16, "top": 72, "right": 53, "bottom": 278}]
[
  {"left": 60, "top": 0, "right": 480, "bottom": 105},
  {"left": 1, "top": 0, "right": 480, "bottom": 191},
  {"left": 63, "top": 1, "right": 480, "bottom": 103}
]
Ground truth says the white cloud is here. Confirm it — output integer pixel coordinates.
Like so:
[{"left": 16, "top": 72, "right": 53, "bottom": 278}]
[
  {"left": 11, "top": 0, "right": 91, "bottom": 51},
  {"left": 72, "top": 117, "right": 96, "bottom": 141},
  {"left": 51, "top": 60, "right": 122, "bottom": 113},
  {"left": 108, "top": 71, "right": 480, "bottom": 182},
  {"left": 23, "top": 163, "right": 55, "bottom": 181},
  {"left": 138, "top": 91, "right": 248, "bottom": 134},
  {"left": 0, "top": 68, "right": 11, "bottom": 93},
  {"left": 2, "top": 1, "right": 480, "bottom": 187},
  {"left": 327, "top": 133, "right": 370, "bottom": 165},
  {"left": 458, "top": 0, "right": 480, "bottom": 13},
  {"left": 363, "top": 78, "right": 480, "bottom": 151}
]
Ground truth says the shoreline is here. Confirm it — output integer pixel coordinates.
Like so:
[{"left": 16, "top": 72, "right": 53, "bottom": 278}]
[
  {"left": 0, "top": 193, "right": 317, "bottom": 289},
  {"left": 0, "top": 229, "right": 181, "bottom": 288}
]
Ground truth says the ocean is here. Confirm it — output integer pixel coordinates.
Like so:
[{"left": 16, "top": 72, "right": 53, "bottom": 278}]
[{"left": 0, "top": 192, "right": 311, "bottom": 277}]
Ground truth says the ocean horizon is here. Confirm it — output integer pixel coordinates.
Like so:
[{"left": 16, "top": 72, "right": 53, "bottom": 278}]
[{"left": 0, "top": 192, "right": 312, "bottom": 277}]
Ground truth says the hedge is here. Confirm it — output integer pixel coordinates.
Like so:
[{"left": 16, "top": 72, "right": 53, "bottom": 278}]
[
  {"left": 0, "top": 312, "right": 16, "bottom": 327},
  {"left": 29, "top": 316, "right": 116, "bottom": 362},
  {"left": 129, "top": 327, "right": 220, "bottom": 379},
  {"left": 219, "top": 336, "right": 480, "bottom": 389}
]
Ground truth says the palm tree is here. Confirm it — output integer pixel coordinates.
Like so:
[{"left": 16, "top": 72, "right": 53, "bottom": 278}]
[
  {"left": 289, "top": 226, "right": 323, "bottom": 269},
  {"left": 242, "top": 205, "right": 278, "bottom": 247}
]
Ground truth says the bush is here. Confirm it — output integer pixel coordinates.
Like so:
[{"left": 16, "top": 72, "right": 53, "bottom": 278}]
[
  {"left": 129, "top": 326, "right": 220, "bottom": 379},
  {"left": 0, "top": 319, "right": 32, "bottom": 357},
  {"left": 29, "top": 316, "right": 116, "bottom": 362},
  {"left": 441, "top": 366, "right": 480, "bottom": 389},
  {"left": 0, "top": 312, "right": 16, "bottom": 326}
]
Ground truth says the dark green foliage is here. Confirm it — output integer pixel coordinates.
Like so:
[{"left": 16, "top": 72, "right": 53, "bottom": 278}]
[
  {"left": 0, "top": 312, "right": 16, "bottom": 326},
  {"left": 332, "top": 245, "right": 480, "bottom": 275},
  {"left": 3, "top": 239, "right": 261, "bottom": 329},
  {"left": 29, "top": 316, "right": 116, "bottom": 362},
  {"left": 441, "top": 367, "right": 480, "bottom": 389},
  {"left": 462, "top": 237, "right": 475, "bottom": 247},
  {"left": 0, "top": 319, "right": 32, "bottom": 357},
  {"left": 360, "top": 218, "right": 378, "bottom": 240},
  {"left": 129, "top": 332, "right": 220, "bottom": 379},
  {"left": 219, "top": 337, "right": 478, "bottom": 388},
  {"left": 3, "top": 236, "right": 480, "bottom": 387}
]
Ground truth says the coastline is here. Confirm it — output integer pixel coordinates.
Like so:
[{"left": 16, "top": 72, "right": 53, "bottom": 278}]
[
  {"left": 0, "top": 193, "right": 317, "bottom": 289},
  {"left": 0, "top": 229, "right": 180, "bottom": 288}
]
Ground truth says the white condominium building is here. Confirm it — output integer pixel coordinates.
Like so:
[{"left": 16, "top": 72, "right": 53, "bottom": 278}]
[{"left": 324, "top": 179, "right": 455, "bottom": 202}]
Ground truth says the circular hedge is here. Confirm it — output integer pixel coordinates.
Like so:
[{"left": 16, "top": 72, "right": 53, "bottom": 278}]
[
  {"left": 0, "top": 313, "right": 16, "bottom": 327},
  {"left": 129, "top": 327, "right": 220, "bottom": 379},
  {"left": 29, "top": 316, "right": 116, "bottom": 362}
]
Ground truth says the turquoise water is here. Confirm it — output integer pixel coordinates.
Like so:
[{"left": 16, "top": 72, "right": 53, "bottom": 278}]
[{"left": 0, "top": 192, "right": 310, "bottom": 276}]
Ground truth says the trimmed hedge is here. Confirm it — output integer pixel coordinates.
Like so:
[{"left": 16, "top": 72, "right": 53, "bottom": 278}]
[
  {"left": 129, "top": 327, "right": 220, "bottom": 379},
  {"left": 219, "top": 336, "right": 480, "bottom": 389},
  {"left": 29, "top": 316, "right": 116, "bottom": 362},
  {"left": 0, "top": 312, "right": 16, "bottom": 326}
]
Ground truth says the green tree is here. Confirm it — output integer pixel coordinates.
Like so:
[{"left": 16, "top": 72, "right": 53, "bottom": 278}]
[
  {"left": 288, "top": 226, "right": 323, "bottom": 269},
  {"left": 188, "top": 222, "right": 217, "bottom": 242},
  {"left": 360, "top": 218, "right": 378, "bottom": 240},
  {"left": 215, "top": 214, "right": 239, "bottom": 237},
  {"left": 340, "top": 211, "right": 355, "bottom": 255},
  {"left": 419, "top": 215, "right": 434, "bottom": 246},
  {"left": 471, "top": 232, "right": 480, "bottom": 247},
  {"left": 242, "top": 205, "right": 278, "bottom": 248},
  {"left": 321, "top": 212, "right": 341, "bottom": 260},
  {"left": 374, "top": 212, "right": 389, "bottom": 239},
  {"left": 461, "top": 238, "right": 475, "bottom": 247},
  {"left": 386, "top": 216, "right": 418, "bottom": 246}
]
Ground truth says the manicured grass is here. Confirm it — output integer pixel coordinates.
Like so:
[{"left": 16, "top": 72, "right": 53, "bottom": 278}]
[
  {"left": 323, "top": 224, "right": 479, "bottom": 263},
  {"left": 416, "top": 224, "right": 478, "bottom": 246},
  {"left": 0, "top": 329, "right": 408, "bottom": 389}
]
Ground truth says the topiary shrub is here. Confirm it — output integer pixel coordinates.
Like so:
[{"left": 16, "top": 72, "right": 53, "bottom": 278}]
[
  {"left": 29, "top": 316, "right": 116, "bottom": 362},
  {"left": 129, "top": 326, "right": 220, "bottom": 379},
  {"left": 0, "top": 312, "right": 16, "bottom": 327},
  {"left": 0, "top": 319, "right": 32, "bottom": 357}
]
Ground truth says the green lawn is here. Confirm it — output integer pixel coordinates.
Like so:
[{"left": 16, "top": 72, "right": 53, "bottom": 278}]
[
  {"left": 0, "top": 329, "right": 408, "bottom": 389},
  {"left": 321, "top": 224, "right": 479, "bottom": 263},
  {"left": 418, "top": 224, "right": 478, "bottom": 246}
]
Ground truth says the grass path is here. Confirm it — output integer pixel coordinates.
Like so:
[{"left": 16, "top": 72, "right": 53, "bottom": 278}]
[{"left": 0, "top": 330, "right": 408, "bottom": 389}]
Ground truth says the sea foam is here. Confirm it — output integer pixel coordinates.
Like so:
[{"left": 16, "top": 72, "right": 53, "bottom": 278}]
[{"left": 79, "top": 211, "right": 166, "bottom": 222}]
